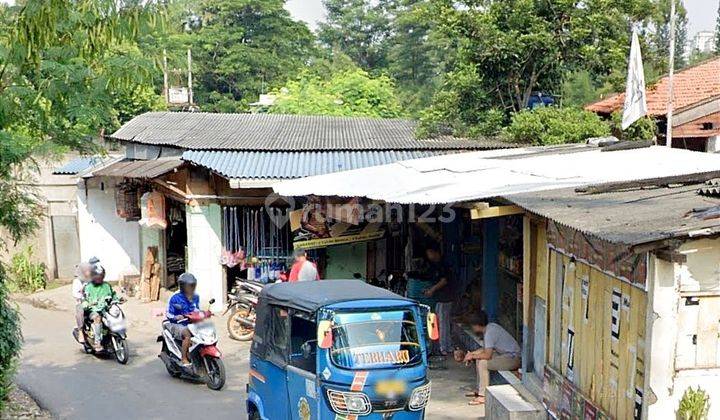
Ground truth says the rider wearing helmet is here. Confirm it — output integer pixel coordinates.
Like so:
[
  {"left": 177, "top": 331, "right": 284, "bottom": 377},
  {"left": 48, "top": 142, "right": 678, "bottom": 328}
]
[
  {"left": 167, "top": 272, "right": 200, "bottom": 367},
  {"left": 82, "top": 264, "right": 116, "bottom": 351}
]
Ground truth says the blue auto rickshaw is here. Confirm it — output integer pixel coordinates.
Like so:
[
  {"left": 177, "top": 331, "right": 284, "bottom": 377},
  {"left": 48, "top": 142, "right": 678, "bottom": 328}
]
[{"left": 246, "top": 280, "right": 439, "bottom": 419}]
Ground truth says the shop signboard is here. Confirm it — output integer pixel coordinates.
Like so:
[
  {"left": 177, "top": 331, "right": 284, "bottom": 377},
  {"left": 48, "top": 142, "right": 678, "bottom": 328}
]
[{"left": 291, "top": 196, "right": 385, "bottom": 250}]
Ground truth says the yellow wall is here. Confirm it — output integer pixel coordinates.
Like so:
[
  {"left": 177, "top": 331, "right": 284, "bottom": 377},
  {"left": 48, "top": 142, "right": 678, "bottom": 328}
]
[{"left": 530, "top": 219, "right": 647, "bottom": 419}]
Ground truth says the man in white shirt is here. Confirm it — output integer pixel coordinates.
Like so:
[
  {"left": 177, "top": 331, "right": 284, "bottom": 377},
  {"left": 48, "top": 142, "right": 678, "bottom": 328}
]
[
  {"left": 72, "top": 258, "right": 97, "bottom": 342},
  {"left": 454, "top": 311, "right": 521, "bottom": 405}
]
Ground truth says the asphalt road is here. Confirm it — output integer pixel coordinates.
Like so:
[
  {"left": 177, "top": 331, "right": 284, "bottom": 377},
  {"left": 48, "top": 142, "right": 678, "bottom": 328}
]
[
  {"left": 15, "top": 286, "right": 251, "bottom": 420},
  {"left": 15, "top": 285, "right": 482, "bottom": 420}
]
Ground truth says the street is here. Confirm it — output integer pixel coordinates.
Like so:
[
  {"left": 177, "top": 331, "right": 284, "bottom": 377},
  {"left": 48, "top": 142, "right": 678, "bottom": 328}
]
[{"left": 14, "top": 286, "right": 483, "bottom": 420}]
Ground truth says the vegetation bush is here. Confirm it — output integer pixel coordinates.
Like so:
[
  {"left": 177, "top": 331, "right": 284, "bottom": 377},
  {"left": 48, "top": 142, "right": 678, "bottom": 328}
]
[
  {"left": 7, "top": 247, "right": 46, "bottom": 293},
  {"left": 0, "top": 266, "right": 22, "bottom": 411},
  {"left": 504, "top": 107, "right": 611, "bottom": 145},
  {"left": 610, "top": 112, "right": 658, "bottom": 141},
  {"left": 678, "top": 387, "right": 710, "bottom": 420}
]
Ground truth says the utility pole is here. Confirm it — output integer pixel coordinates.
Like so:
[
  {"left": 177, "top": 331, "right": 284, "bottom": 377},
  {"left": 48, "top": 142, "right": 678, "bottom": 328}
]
[
  {"left": 666, "top": 0, "right": 677, "bottom": 147},
  {"left": 187, "top": 49, "right": 194, "bottom": 106},
  {"left": 163, "top": 49, "right": 169, "bottom": 104}
]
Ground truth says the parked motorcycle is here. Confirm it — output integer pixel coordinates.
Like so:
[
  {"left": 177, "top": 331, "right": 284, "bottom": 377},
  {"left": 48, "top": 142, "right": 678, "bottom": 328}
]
[
  {"left": 73, "top": 296, "right": 130, "bottom": 364},
  {"left": 223, "top": 279, "right": 262, "bottom": 341},
  {"left": 158, "top": 299, "right": 226, "bottom": 390}
]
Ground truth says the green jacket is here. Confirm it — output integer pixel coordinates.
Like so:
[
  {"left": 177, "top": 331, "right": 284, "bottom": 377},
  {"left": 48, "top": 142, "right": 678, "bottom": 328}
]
[{"left": 83, "top": 282, "right": 116, "bottom": 313}]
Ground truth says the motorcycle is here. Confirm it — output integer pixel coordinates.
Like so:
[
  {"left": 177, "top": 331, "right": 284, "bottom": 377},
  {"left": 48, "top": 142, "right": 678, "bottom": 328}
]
[
  {"left": 73, "top": 296, "right": 130, "bottom": 364},
  {"left": 158, "top": 299, "right": 226, "bottom": 390},
  {"left": 223, "top": 279, "right": 262, "bottom": 341}
]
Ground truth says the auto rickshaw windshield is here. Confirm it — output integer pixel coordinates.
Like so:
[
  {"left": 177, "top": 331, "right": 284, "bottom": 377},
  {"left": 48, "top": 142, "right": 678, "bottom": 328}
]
[{"left": 330, "top": 309, "right": 422, "bottom": 370}]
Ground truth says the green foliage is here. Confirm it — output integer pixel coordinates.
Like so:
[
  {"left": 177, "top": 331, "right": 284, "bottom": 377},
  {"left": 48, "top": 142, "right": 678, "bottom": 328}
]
[
  {"left": 270, "top": 69, "right": 403, "bottom": 118},
  {"left": 678, "top": 387, "right": 710, "bottom": 420},
  {"left": 562, "top": 71, "right": 601, "bottom": 108},
  {"left": 0, "top": 267, "right": 22, "bottom": 410},
  {"left": 610, "top": 112, "right": 658, "bottom": 141},
  {"left": 319, "top": 0, "right": 394, "bottom": 71},
  {"left": 166, "top": 0, "right": 317, "bottom": 112},
  {"left": 7, "top": 247, "right": 47, "bottom": 294},
  {"left": 504, "top": 107, "right": 611, "bottom": 145},
  {"left": 0, "top": 1, "right": 163, "bottom": 249}
]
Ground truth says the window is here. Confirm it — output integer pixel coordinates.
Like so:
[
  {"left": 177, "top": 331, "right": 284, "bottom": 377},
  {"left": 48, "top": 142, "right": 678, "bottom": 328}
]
[{"left": 289, "top": 313, "right": 317, "bottom": 373}]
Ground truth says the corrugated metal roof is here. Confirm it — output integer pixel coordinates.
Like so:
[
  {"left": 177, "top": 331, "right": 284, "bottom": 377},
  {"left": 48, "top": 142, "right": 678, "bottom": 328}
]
[
  {"left": 182, "top": 150, "right": 457, "bottom": 179},
  {"left": 507, "top": 185, "right": 720, "bottom": 245},
  {"left": 53, "top": 156, "right": 109, "bottom": 175},
  {"left": 92, "top": 158, "right": 183, "bottom": 179},
  {"left": 110, "top": 112, "right": 510, "bottom": 151},
  {"left": 273, "top": 145, "right": 720, "bottom": 204}
]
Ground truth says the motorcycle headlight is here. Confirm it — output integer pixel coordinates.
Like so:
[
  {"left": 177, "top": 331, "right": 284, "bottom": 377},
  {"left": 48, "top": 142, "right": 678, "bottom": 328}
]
[
  {"left": 408, "top": 382, "right": 431, "bottom": 411},
  {"left": 326, "top": 389, "right": 371, "bottom": 416},
  {"left": 108, "top": 305, "right": 121, "bottom": 317}
]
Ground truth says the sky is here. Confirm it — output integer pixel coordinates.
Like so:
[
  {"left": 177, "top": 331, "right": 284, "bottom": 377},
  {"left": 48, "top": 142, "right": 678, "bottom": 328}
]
[{"left": 285, "top": 0, "right": 718, "bottom": 36}]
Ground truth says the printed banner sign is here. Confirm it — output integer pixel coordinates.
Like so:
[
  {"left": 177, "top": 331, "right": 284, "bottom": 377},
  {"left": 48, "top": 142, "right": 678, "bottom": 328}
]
[{"left": 291, "top": 196, "right": 385, "bottom": 250}]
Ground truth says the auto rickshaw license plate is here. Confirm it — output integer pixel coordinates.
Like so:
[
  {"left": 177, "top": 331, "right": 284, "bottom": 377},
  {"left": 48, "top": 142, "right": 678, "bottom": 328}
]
[{"left": 375, "top": 380, "right": 407, "bottom": 396}]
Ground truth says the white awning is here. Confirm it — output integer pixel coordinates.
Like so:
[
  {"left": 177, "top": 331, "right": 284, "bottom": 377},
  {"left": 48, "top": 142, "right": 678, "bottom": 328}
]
[{"left": 272, "top": 145, "right": 720, "bottom": 204}]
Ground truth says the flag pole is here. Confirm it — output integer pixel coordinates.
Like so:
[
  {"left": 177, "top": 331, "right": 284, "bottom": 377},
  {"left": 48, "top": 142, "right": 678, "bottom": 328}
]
[{"left": 666, "top": 0, "right": 677, "bottom": 147}]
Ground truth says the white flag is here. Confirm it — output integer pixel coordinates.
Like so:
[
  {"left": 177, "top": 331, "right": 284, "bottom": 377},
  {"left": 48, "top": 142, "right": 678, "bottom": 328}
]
[{"left": 621, "top": 30, "right": 648, "bottom": 130}]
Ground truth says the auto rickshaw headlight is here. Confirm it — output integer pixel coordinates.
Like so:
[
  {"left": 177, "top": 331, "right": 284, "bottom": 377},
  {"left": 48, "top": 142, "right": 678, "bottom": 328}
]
[
  {"left": 408, "top": 382, "right": 432, "bottom": 411},
  {"left": 326, "top": 389, "right": 372, "bottom": 416}
]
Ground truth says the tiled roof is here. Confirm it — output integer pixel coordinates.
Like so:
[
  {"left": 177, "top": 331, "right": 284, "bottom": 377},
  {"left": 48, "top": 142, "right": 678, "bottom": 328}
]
[
  {"left": 182, "top": 150, "right": 461, "bottom": 179},
  {"left": 109, "top": 112, "right": 509, "bottom": 151},
  {"left": 586, "top": 57, "right": 720, "bottom": 116}
]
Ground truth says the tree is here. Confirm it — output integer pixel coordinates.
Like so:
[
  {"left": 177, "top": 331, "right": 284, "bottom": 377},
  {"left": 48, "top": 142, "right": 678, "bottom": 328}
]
[
  {"left": 504, "top": 107, "right": 611, "bottom": 145},
  {"left": 649, "top": 0, "right": 688, "bottom": 71},
  {"left": 270, "top": 68, "right": 403, "bottom": 118},
  {"left": 0, "top": 0, "right": 162, "bottom": 404},
  {"left": 420, "top": 0, "right": 656, "bottom": 136},
  {"left": 171, "top": 0, "right": 317, "bottom": 112},
  {"left": 318, "top": 0, "right": 395, "bottom": 72},
  {"left": 386, "top": 0, "right": 447, "bottom": 114}
]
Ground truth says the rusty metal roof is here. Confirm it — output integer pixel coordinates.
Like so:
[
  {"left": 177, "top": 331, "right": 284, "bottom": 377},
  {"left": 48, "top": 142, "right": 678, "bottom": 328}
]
[
  {"left": 109, "top": 112, "right": 509, "bottom": 151},
  {"left": 91, "top": 157, "right": 183, "bottom": 179},
  {"left": 507, "top": 184, "right": 720, "bottom": 245}
]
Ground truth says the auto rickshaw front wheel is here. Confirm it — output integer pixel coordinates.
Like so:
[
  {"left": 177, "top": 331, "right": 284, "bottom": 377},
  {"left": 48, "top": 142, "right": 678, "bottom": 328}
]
[{"left": 204, "top": 356, "right": 226, "bottom": 390}]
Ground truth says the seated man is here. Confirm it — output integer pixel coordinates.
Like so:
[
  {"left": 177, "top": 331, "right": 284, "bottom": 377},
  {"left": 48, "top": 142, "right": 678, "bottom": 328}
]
[
  {"left": 82, "top": 265, "right": 116, "bottom": 351},
  {"left": 454, "top": 311, "right": 521, "bottom": 406},
  {"left": 166, "top": 273, "right": 200, "bottom": 367}
]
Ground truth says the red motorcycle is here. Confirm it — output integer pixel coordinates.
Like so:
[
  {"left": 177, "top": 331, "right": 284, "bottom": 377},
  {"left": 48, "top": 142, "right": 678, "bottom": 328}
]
[{"left": 157, "top": 299, "right": 226, "bottom": 390}]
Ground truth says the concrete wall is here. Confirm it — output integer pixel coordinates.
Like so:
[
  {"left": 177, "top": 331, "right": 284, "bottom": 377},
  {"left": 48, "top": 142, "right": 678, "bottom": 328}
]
[
  {"left": 186, "top": 203, "right": 223, "bottom": 311},
  {"left": 645, "top": 238, "right": 720, "bottom": 419},
  {"left": 77, "top": 177, "right": 141, "bottom": 282},
  {"left": 1, "top": 156, "right": 80, "bottom": 280}
]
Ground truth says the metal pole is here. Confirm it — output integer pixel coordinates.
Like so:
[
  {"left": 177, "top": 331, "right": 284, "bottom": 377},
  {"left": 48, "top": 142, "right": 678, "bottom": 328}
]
[
  {"left": 666, "top": 0, "right": 676, "bottom": 147},
  {"left": 187, "top": 49, "right": 194, "bottom": 106},
  {"left": 162, "top": 49, "right": 169, "bottom": 104}
]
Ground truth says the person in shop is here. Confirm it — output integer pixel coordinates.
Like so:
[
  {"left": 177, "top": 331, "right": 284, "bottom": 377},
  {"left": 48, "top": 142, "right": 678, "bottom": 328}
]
[
  {"left": 421, "top": 246, "right": 454, "bottom": 355},
  {"left": 454, "top": 311, "right": 521, "bottom": 406},
  {"left": 289, "top": 249, "right": 320, "bottom": 282}
]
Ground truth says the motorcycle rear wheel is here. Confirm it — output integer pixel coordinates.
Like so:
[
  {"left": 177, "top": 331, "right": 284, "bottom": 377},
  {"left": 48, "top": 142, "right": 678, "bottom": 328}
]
[
  {"left": 204, "top": 356, "right": 226, "bottom": 391},
  {"left": 227, "top": 306, "right": 255, "bottom": 341}
]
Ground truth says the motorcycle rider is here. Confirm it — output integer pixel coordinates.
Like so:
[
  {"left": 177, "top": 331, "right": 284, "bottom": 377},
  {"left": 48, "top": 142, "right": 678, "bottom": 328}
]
[
  {"left": 82, "top": 264, "right": 116, "bottom": 351},
  {"left": 166, "top": 273, "right": 200, "bottom": 367},
  {"left": 72, "top": 259, "right": 96, "bottom": 343}
]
